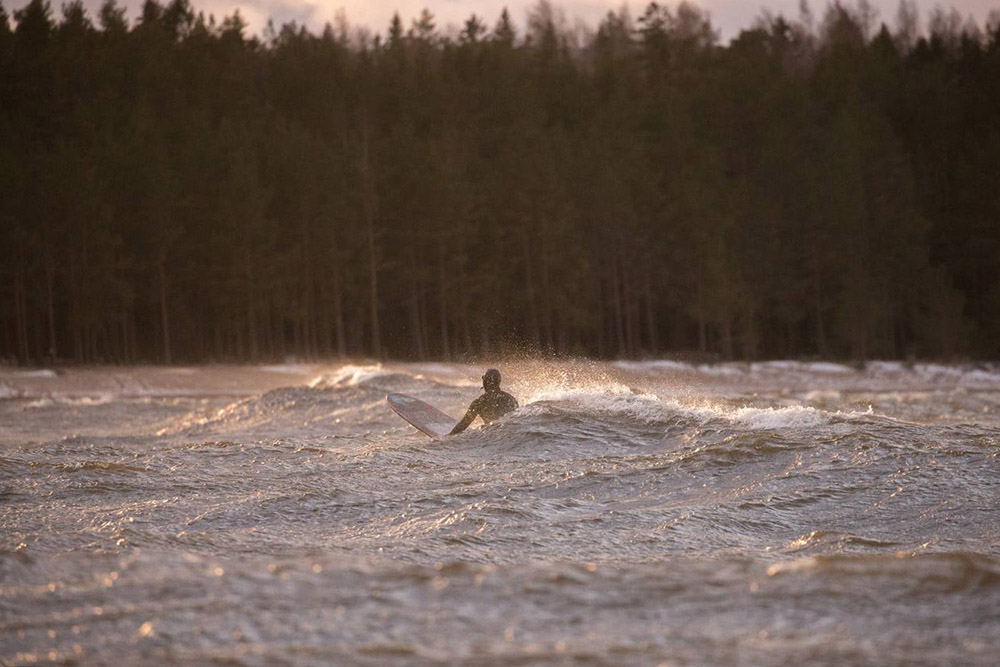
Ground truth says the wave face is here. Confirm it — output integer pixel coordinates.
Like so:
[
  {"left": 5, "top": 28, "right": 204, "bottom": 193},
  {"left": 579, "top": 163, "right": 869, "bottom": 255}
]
[{"left": 2, "top": 361, "right": 1000, "bottom": 665}]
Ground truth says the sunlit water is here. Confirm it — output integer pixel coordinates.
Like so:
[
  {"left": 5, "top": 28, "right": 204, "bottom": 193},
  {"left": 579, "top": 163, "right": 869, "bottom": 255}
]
[{"left": 2, "top": 360, "right": 999, "bottom": 665}]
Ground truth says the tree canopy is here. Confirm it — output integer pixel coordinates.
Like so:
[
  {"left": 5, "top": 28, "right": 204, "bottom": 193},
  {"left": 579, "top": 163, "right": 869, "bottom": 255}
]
[{"left": 2, "top": 0, "right": 999, "bottom": 364}]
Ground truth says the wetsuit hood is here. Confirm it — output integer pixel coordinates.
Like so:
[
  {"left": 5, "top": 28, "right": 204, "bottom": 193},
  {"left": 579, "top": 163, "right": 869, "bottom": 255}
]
[{"left": 482, "top": 368, "right": 501, "bottom": 391}]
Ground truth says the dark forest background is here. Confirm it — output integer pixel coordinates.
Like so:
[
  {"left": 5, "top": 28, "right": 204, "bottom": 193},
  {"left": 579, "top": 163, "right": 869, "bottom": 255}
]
[{"left": 1, "top": 0, "right": 999, "bottom": 364}]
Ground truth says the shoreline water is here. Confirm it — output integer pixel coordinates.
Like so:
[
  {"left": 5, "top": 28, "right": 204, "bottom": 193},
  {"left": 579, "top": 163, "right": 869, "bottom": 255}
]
[{"left": 3, "top": 360, "right": 999, "bottom": 664}]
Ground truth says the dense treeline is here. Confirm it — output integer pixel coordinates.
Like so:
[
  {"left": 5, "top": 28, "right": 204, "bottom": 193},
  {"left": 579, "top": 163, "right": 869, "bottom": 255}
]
[{"left": 1, "top": 0, "right": 999, "bottom": 364}]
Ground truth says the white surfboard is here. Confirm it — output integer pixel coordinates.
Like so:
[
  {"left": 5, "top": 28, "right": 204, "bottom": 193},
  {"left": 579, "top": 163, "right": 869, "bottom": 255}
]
[{"left": 387, "top": 393, "right": 457, "bottom": 438}]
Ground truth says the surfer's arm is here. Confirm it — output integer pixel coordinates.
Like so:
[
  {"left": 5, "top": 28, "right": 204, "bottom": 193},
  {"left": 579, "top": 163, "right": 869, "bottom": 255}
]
[{"left": 449, "top": 400, "right": 480, "bottom": 435}]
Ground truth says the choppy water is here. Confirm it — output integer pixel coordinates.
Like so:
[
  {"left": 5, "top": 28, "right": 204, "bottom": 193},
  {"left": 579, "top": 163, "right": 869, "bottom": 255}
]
[{"left": 2, "top": 360, "right": 999, "bottom": 665}]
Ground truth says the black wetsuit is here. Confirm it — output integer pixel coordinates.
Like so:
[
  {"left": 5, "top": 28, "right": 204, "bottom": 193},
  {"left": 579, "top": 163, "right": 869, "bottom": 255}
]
[{"left": 450, "top": 388, "right": 518, "bottom": 435}]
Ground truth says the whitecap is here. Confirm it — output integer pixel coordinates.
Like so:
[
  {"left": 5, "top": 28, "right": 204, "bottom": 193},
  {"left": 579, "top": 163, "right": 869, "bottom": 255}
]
[
  {"left": 310, "top": 363, "right": 392, "bottom": 388},
  {"left": 752, "top": 360, "right": 800, "bottom": 371},
  {"left": 613, "top": 359, "right": 693, "bottom": 372},
  {"left": 697, "top": 364, "right": 744, "bottom": 376},
  {"left": 804, "top": 390, "right": 842, "bottom": 403},
  {"left": 915, "top": 363, "right": 963, "bottom": 379},
  {"left": 10, "top": 369, "right": 57, "bottom": 378},
  {"left": 24, "top": 397, "right": 54, "bottom": 409},
  {"left": 805, "top": 362, "right": 853, "bottom": 374},
  {"left": 260, "top": 364, "right": 314, "bottom": 374},
  {"left": 728, "top": 405, "right": 829, "bottom": 429},
  {"left": 410, "top": 363, "right": 462, "bottom": 375},
  {"left": 865, "top": 361, "right": 905, "bottom": 374},
  {"left": 962, "top": 368, "right": 1000, "bottom": 385}
]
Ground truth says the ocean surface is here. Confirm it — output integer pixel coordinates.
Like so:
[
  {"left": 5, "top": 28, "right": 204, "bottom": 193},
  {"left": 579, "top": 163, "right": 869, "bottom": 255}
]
[{"left": 2, "top": 360, "right": 999, "bottom": 665}]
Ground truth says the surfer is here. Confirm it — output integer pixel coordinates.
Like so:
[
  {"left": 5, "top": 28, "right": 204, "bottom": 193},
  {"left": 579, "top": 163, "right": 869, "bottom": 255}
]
[{"left": 450, "top": 368, "right": 519, "bottom": 435}]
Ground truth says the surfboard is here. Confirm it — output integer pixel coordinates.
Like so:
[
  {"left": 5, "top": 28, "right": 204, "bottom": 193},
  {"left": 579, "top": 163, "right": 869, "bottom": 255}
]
[{"left": 387, "top": 393, "right": 457, "bottom": 438}]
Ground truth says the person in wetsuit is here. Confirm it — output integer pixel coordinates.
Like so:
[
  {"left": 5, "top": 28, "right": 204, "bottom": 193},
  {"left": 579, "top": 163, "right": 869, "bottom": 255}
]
[{"left": 450, "top": 368, "right": 518, "bottom": 435}]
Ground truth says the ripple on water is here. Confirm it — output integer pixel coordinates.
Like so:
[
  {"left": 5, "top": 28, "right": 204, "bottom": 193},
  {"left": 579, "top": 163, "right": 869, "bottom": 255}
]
[{"left": 2, "top": 361, "right": 1000, "bottom": 665}]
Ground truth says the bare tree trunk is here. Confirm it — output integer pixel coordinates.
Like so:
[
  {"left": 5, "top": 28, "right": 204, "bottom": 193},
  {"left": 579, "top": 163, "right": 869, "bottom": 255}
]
[
  {"left": 14, "top": 270, "right": 30, "bottom": 363},
  {"left": 521, "top": 230, "right": 541, "bottom": 349},
  {"left": 740, "top": 300, "right": 758, "bottom": 361},
  {"left": 271, "top": 302, "right": 283, "bottom": 360},
  {"left": 317, "top": 278, "right": 331, "bottom": 358},
  {"left": 721, "top": 314, "right": 734, "bottom": 360},
  {"left": 298, "top": 229, "right": 317, "bottom": 360},
  {"left": 86, "top": 323, "right": 95, "bottom": 362},
  {"left": 697, "top": 279, "right": 707, "bottom": 354},
  {"left": 888, "top": 311, "right": 898, "bottom": 360},
  {"left": 595, "top": 269, "right": 605, "bottom": 358},
  {"left": 233, "top": 314, "right": 245, "bottom": 360},
  {"left": 622, "top": 261, "right": 637, "bottom": 356},
  {"left": 33, "top": 302, "right": 45, "bottom": 361},
  {"left": 456, "top": 237, "right": 474, "bottom": 356},
  {"left": 44, "top": 249, "right": 57, "bottom": 360},
  {"left": 70, "top": 255, "right": 83, "bottom": 361},
  {"left": 479, "top": 319, "right": 491, "bottom": 357},
  {"left": 438, "top": 244, "right": 450, "bottom": 360},
  {"left": 408, "top": 248, "right": 425, "bottom": 358},
  {"left": 157, "top": 256, "right": 172, "bottom": 364},
  {"left": 125, "top": 308, "right": 136, "bottom": 363},
  {"left": 120, "top": 316, "right": 129, "bottom": 363},
  {"left": 262, "top": 302, "right": 272, "bottom": 360},
  {"left": 130, "top": 309, "right": 139, "bottom": 363},
  {"left": 361, "top": 121, "right": 381, "bottom": 358},
  {"left": 307, "top": 279, "right": 319, "bottom": 360},
  {"left": 540, "top": 233, "right": 554, "bottom": 353},
  {"left": 611, "top": 256, "right": 626, "bottom": 356},
  {"left": 644, "top": 259, "right": 658, "bottom": 354},
  {"left": 812, "top": 247, "right": 827, "bottom": 356},
  {"left": 292, "top": 290, "right": 304, "bottom": 357},
  {"left": 333, "top": 260, "right": 346, "bottom": 357},
  {"left": 243, "top": 248, "right": 258, "bottom": 361},
  {"left": 213, "top": 320, "right": 224, "bottom": 360},
  {"left": 418, "top": 268, "right": 430, "bottom": 359}
]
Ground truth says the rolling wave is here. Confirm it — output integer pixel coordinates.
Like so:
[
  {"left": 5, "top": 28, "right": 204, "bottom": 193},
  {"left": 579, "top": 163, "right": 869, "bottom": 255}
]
[{"left": 2, "top": 361, "right": 999, "bottom": 665}]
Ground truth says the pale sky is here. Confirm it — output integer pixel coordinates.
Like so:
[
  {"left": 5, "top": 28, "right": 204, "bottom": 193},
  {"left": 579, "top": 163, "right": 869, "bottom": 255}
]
[{"left": 13, "top": 0, "right": 1000, "bottom": 42}]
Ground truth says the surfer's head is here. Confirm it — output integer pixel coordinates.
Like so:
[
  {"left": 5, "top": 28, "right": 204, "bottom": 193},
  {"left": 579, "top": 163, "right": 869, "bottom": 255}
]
[{"left": 482, "top": 368, "right": 501, "bottom": 391}]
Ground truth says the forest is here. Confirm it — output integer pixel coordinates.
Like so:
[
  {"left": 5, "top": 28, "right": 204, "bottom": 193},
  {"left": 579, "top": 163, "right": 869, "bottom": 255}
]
[{"left": 1, "top": 0, "right": 999, "bottom": 364}]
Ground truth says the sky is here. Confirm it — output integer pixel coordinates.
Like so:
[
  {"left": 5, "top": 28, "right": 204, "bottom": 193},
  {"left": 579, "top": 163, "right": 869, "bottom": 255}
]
[{"left": 11, "top": 0, "right": 999, "bottom": 42}]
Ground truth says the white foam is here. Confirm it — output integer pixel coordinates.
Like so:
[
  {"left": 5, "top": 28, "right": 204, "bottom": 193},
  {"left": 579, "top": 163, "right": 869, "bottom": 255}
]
[
  {"left": 10, "top": 369, "right": 57, "bottom": 378},
  {"left": 697, "top": 364, "right": 744, "bottom": 376},
  {"left": 525, "top": 382, "right": 637, "bottom": 405},
  {"left": 661, "top": 398, "right": 835, "bottom": 429},
  {"left": 310, "top": 364, "right": 392, "bottom": 388},
  {"left": 915, "top": 363, "right": 963, "bottom": 379},
  {"left": 613, "top": 360, "right": 693, "bottom": 372},
  {"left": 744, "top": 360, "right": 851, "bottom": 374},
  {"left": 728, "top": 405, "right": 829, "bottom": 429},
  {"left": 649, "top": 360, "right": 691, "bottom": 370},
  {"left": 521, "top": 388, "right": 666, "bottom": 426},
  {"left": 805, "top": 362, "right": 853, "bottom": 374},
  {"left": 962, "top": 369, "right": 1000, "bottom": 384},
  {"left": 804, "top": 390, "right": 842, "bottom": 402},
  {"left": 260, "top": 364, "right": 314, "bottom": 374},
  {"left": 23, "top": 397, "right": 54, "bottom": 409},
  {"left": 410, "top": 363, "right": 461, "bottom": 375},
  {"left": 68, "top": 394, "right": 117, "bottom": 406},
  {"left": 865, "top": 361, "right": 905, "bottom": 374},
  {"left": 766, "top": 557, "right": 818, "bottom": 576},
  {"left": 0, "top": 382, "right": 21, "bottom": 399},
  {"left": 753, "top": 361, "right": 799, "bottom": 371}
]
